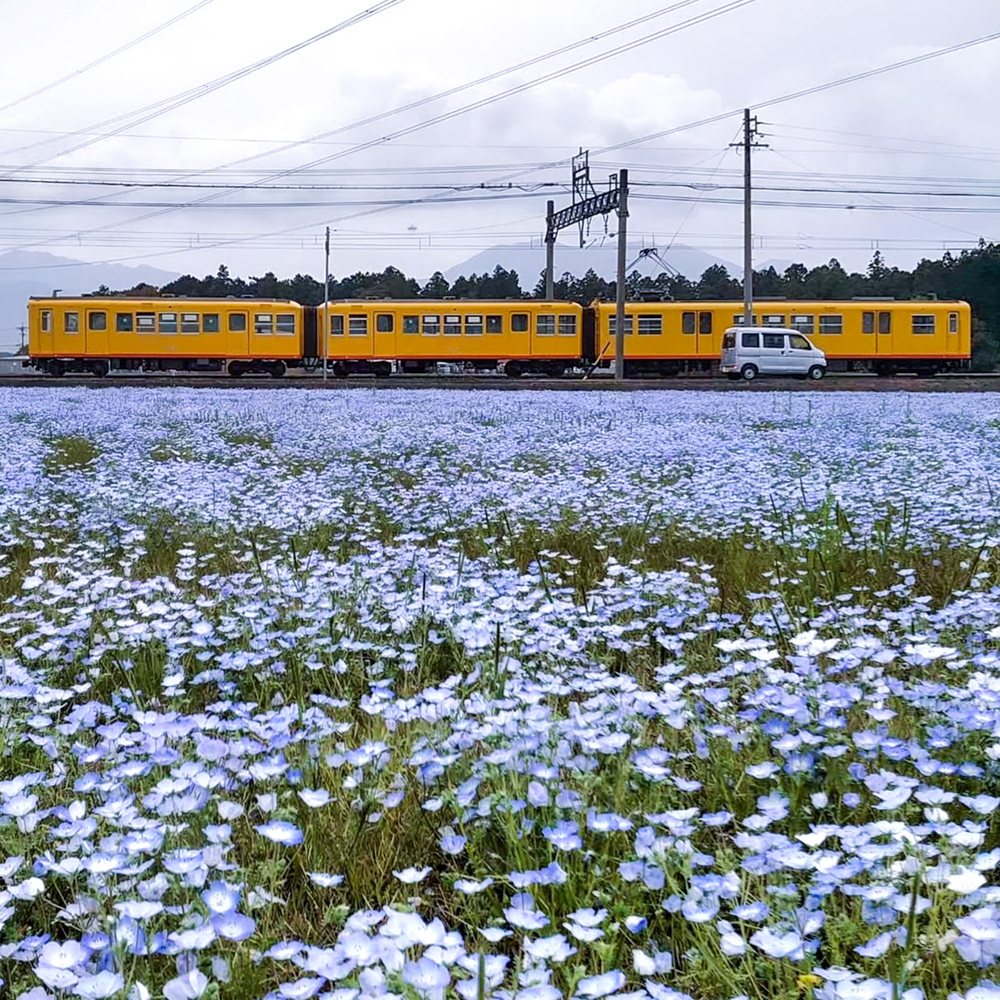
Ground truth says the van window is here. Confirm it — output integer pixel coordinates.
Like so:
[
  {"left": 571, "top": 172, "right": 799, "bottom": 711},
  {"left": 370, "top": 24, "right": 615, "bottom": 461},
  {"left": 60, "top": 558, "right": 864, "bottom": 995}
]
[
  {"left": 789, "top": 334, "right": 811, "bottom": 350},
  {"left": 722, "top": 331, "right": 736, "bottom": 350},
  {"left": 762, "top": 333, "right": 785, "bottom": 349},
  {"left": 741, "top": 332, "right": 760, "bottom": 348}
]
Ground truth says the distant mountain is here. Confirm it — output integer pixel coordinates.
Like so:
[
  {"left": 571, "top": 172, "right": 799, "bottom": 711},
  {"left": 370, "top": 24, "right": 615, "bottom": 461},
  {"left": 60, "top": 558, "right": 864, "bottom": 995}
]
[
  {"left": 0, "top": 251, "right": 178, "bottom": 350},
  {"left": 442, "top": 242, "right": 742, "bottom": 286}
]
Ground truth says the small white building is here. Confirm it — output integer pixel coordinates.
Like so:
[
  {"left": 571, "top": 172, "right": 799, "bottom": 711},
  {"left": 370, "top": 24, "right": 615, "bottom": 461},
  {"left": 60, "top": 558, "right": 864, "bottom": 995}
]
[{"left": 0, "top": 357, "right": 29, "bottom": 375}]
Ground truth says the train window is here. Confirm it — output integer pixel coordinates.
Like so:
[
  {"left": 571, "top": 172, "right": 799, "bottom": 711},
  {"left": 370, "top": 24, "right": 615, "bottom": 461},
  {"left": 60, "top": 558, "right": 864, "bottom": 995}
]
[
  {"left": 403, "top": 315, "right": 418, "bottom": 334},
  {"left": 790, "top": 314, "right": 814, "bottom": 334},
  {"left": 511, "top": 313, "right": 528, "bottom": 332},
  {"left": 486, "top": 315, "right": 503, "bottom": 334},
  {"left": 181, "top": 313, "right": 200, "bottom": 334},
  {"left": 682, "top": 311, "right": 695, "bottom": 335},
  {"left": 465, "top": 315, "right": 483, "bottom": 336},
  {"left": 819, "top": 315, "right": 843, "bottom": 335},
  {"left": 637, "top": 315, "right": 662, "bottom": 336},
  {"left": 912, "top": 314, "right": 935, "bottom": 334},
  {"left": 608, "top": 316, "right": 634, "bottom": 335},
  {"left": 116, "top": 313, "right": 133, "bottom": 332},
  {"left": 376, "top": 314, "right": 394, "bottom": 333},
  {"left": 862, "top": 312, "right": 875, "bottom": 334},
  {"left": 732, "top": 314, "right": 758, "bottom": 326},
  {"left": 255, "top": 314, "right": 274, "bottom": 335},
  {"left": 536, "top": 316, "right": 555, "bottom": 336},
  {"left": 949, "top": 312, "right": 959, "bottom": 333},
  {"left": 88, "top": 311, "right": 107, "bottom": 332},
  {"left": 329, "top": 315, "right": 344, "bottom": 336},
  {"left": 348, "top": 315, "right": 368, "bottom": 337},
  {"left": 159, "top": 313, "right": 178, "bottom": 334},
  {"left": 699, "top": 312, "right": 713, "bottom": 335},
  {"left": 741, "top": 332, "right": 759, "bottom": 348},
  {"left": 137, "top": 313, "right": 156, "bottom": 335},
  {"left": 879, "top": 312, "right": 891, "bottom": 335},
  {"left": 64, "top": 312, "right": 79, "bottom": 333},
  {"left": 204, "top": 314, "right": 220, "bottom": 333},
  {"left": 422, "top": 315, "right": 440, "bottom": 336},
  {"left": 559, "top": 314, "right": 578, "bottom": 336},
  {"left": 762, "top": 314, "right": 786, "bottom": 327},
  {"left": 229, "top": 313, "right": 247, "bottom": 332},
  {"left": 444, "top": 315, "right": 462, "bottom": 336},
  {"left": 40, "top": 310, "right": 52, "bottom": 333},
  {"left": 276, "top": 314, "right": 295, "bottom": 336},
  {"left": 762, "top": 333, "right": 785, "bottom": 349}
]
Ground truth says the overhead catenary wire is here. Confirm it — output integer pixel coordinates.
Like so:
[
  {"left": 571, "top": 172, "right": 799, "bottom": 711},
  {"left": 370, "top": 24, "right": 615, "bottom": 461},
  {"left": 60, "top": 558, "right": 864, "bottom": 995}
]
[{"left": 0, "top": 0, "right": 219, "bottom": 116}]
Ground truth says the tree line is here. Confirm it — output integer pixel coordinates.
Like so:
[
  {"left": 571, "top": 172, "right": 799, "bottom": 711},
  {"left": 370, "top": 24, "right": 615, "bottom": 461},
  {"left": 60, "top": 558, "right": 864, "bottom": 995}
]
[{"left": 94, "top": 242, "right": 1000, "bottom": 367}]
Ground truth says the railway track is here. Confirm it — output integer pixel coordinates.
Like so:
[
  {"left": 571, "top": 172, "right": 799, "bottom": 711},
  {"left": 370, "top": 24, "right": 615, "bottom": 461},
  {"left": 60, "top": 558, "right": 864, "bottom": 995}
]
[{"left": 0, "top": 373, "right": 999, "bottom": 392}]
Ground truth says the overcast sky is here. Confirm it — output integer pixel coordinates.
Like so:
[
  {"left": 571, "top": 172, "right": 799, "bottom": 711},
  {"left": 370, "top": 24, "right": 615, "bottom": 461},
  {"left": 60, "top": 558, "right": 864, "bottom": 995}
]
[{"left": 0, "top": 0, "right": 997, "bottom": 284}]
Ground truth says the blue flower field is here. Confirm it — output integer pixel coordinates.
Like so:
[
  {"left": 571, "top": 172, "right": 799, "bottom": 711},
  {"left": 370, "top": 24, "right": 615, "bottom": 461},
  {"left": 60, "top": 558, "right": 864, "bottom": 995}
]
[{"left": 2, "top": 386, "right": 1000, "bottom": 1000}]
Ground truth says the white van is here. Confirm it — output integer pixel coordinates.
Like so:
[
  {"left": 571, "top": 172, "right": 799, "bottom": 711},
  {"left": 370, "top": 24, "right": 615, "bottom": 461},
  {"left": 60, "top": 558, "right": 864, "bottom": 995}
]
[{"left": 720, "top": 327, "right": 826, "bottom": 381}]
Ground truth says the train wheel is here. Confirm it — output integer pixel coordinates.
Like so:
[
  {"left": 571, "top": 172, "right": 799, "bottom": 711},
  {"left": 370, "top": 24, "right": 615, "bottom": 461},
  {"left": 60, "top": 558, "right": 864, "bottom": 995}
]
[
  {"left": 228, "top": 361, "right": 246, "bottom": 378},
  {"left": 91, "top": 360, "right": 109, "bottom": 378},
  {"left": 740, "top": 364, "right": 758, "bottom": 381},
  {"left": 49, "top": 361, "right": 65, "bottom": 377},
  {"left": 374, "top": 361, "right": 392, "bottom": 378},
  {"left": 505, "top": 360, "right": 523, "bottom": 378},
  {"left": 269, "top": 361, "right": 286, "bottom": 378},
  {"left": 332, "top": 361, "right": 349, "bottom": 379}
]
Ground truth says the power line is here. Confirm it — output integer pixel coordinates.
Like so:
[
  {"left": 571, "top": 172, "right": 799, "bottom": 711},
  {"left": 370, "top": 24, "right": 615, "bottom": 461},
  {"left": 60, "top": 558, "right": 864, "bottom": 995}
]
[{"left": 0, "top": 0, "right": 219, "bottom": 116}]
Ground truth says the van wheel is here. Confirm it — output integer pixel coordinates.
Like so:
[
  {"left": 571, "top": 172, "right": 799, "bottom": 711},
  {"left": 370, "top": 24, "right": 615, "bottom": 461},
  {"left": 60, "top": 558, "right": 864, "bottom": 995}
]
[
  {"left": 740, "top": 364, "right": 758, "bottom": 381},
  {"left": 807, "top": 365, "right": 825, "bottom": 380}
]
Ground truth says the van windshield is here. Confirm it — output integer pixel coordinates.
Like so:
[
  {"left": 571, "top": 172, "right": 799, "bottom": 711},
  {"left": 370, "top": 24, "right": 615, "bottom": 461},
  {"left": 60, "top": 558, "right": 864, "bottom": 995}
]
[
  {"left": 722, "top": 332, "right": 735, "bottom": 349},
  {"left": 789, "top": 334, "right": 811, "bottom": 350}
]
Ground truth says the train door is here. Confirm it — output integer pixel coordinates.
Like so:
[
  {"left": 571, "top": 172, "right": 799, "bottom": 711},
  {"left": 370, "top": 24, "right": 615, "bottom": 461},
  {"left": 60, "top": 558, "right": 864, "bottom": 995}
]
[
  {"left": 696, "top": 310, "right": 714, "bottom": 357},
  {"left": 227, "top": 312, "right": 249, "bottom": 356},
  {"left": 876, "top": 310, "right": 893, "bottom": 355},
  {"left": 85, "top": 309, "right": 109, "bottom": 355},
  {"left": 947, "top": 309, "right": 960, "bottom": 355},
  {"left": 373, "top": 312, "right": 395, "bottom": 359},
  {"left": 35, "top": 305, "right": 54, "bottom": 356}
]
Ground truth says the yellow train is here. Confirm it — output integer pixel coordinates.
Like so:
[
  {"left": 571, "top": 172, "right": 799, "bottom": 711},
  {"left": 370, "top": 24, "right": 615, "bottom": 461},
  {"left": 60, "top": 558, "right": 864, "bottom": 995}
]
[
  {"left": 26, "top": 296, "right": 307, "bottom": 377},
  {"left": 591, "top": 298, "right": 972, "bottom": 377},
  {"left": 24, "top": 294, "right": 971, "bottom": 377}
]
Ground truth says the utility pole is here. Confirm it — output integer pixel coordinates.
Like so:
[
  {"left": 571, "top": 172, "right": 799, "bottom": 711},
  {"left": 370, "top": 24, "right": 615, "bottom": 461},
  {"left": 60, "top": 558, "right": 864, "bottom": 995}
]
[
  {"left": 18, "top": 325, "right": 25, "bottom": 354},
  {"left": 733, "top": 110, "right": 766, "bottom": 327},
  {"left": 323, "top": 226, "right": 330, "bottom": 381},
  {"left": 545, "top": 201, "right": 555, "bottom": 299},
  {"left": 614, "top": 168, "right": 629, "bottom": 382}
]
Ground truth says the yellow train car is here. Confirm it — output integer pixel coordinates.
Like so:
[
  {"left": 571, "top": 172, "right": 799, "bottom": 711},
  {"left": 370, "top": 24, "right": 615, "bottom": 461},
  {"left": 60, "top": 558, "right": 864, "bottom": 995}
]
[
  {"left": 593, "top": 299, "right": 972, "bottom": 376},
  {"left": 26, "top": 297, "right": 306, "bottom": 377},
  {"left": 318, "top": 299, "right": 584, "bottom": 377}
]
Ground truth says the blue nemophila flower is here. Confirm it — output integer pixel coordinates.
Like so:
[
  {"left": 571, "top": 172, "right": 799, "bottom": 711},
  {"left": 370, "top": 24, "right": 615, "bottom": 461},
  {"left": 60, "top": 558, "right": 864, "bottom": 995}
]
[
  {"left": 402, "top": 957, "right": 449, "bottom": 999},
  {"left": 275, "top": 977, "right": 326, "bottom": 1000},
  {"left": 201, "top": 881, "right": 240, "bottom": 915},
  {"left": 454, "top": 877, "right": 493, "bottom": 894},
  {"left": 749, "top": 928, "right": 805, "bottom": 960},
  {"left": 542, "top": 820, "right": 581, "bottom": 851},
  {"left": 308, "top": 872, "right": 344, "bottom": 888},
  {"left": 298, "top": 789, "right": 331, "bottom": 808},
  {"left": 255, "top": 821, "right": 303, "bottom": 846},
  {"left": 162, "top": 970, "right": 208, "bottom": 1000},
  {"left": 575, "top": 970, "right": 625, "bottom": 998},
  {"left": 211, "top": 911, "right": 255, "bottom": 941},
  {"left": 393, "top": 866, "right": 431, "bottom": 884}
]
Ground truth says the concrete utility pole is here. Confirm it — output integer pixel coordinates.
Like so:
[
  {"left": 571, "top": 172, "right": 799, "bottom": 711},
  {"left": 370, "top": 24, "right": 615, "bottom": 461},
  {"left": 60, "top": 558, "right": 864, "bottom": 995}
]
[
  {"left": 613, "top": 168, "right": 629, "bottom": 382},
  {"left": 734, "top": 110, "right": 766, "bottom": 327},
  {"left": 18, "top": 325, "right": 25, "bottom": 353},
  {"left": 545, "top": 201, "right": 555, "bottom": 300},
  {"left": 323, "top": 226, "right": 330, "bottom": 381}
]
